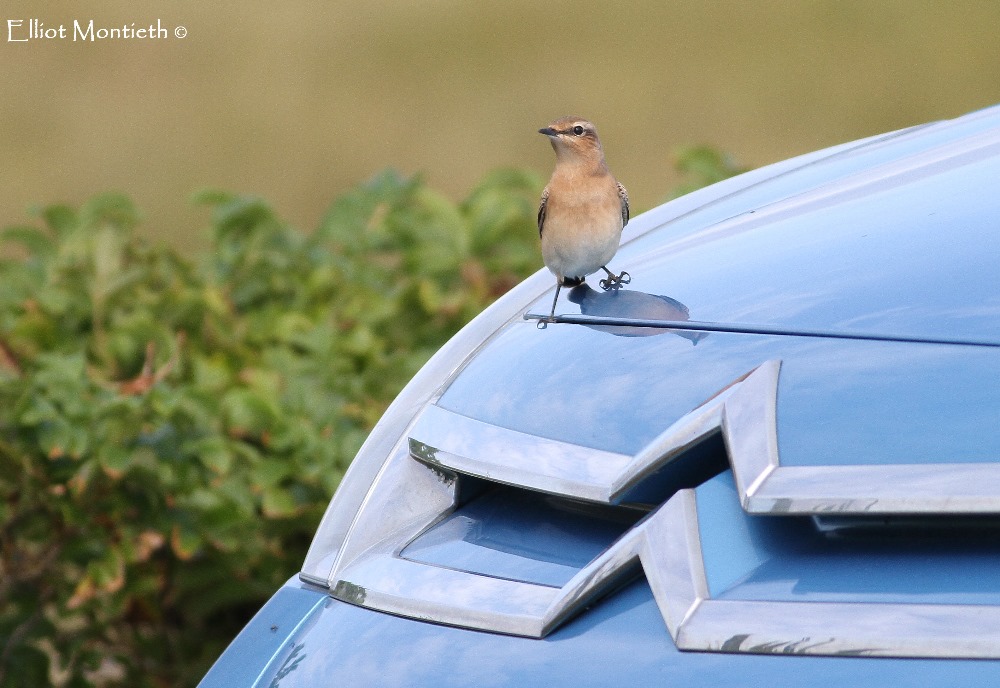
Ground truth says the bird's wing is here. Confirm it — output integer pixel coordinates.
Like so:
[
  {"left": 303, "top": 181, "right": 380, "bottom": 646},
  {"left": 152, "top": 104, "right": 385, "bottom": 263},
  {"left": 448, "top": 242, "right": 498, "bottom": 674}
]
[
  {"left": 537, "top": 186, "right": 549, "bottom": 238},
  {"left": 617, "top": 182, "right": 630, "bottom": 227}
]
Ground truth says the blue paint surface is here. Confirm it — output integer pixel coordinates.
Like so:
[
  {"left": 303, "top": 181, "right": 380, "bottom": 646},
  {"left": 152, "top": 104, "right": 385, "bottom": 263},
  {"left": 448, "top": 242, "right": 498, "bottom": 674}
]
[
  {"left": 198, "top": 582, "right": 327, "bottom": 688},
  {"left": 439, "top": 325, "right": 1000, "bottom": 466}
]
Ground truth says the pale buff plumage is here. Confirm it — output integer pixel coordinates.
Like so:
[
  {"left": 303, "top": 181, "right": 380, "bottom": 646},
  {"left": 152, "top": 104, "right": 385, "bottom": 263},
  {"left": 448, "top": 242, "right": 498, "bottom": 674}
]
[{"left": 537, "top": 116, "right": 629, "bottom": 319}]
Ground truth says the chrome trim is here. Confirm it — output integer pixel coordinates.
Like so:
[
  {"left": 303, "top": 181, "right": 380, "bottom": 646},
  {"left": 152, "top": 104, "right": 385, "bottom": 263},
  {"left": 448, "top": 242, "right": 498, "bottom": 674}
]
[
  {"left": 324, "top": 357, "right": 1000, "bottom": 655},
  {"left": 411, "top": 360, "right": 780, "bottom": 506},
  {"left": 748, "top": 464, "right": 1000, "bottom": 514},
  {"left": 636, "top": 489, "right": 708, "bottom": 636},
  {"left": 330, "top": 477, "right": 1000, "bottom": 658},
  {"left": 325, "top": 361, "right": 771, "bottom": 637},
  {"left": 327, "top": 478, "right": 710, "bottom": 639},
  {"left": 682, "top": 599, "right": 1000, "bottom": 658},
  {"left": 418, "top": 357, "right": 1000, "bottom": 516},
  {"left": 408, "top": 405, "right": 633, "bottom": 503},
  {"left": 665, "top": 489, "right": 1000, "bottom": 659},
  {"left": 336, "top": 554, "right": 558, "bottom": 636}
]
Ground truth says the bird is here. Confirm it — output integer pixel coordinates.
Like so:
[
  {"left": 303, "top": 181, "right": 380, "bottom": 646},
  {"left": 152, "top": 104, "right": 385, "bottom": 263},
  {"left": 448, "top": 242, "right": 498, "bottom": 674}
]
[{"left": 537, "top": 116, "right": 630, "bottom": 321}]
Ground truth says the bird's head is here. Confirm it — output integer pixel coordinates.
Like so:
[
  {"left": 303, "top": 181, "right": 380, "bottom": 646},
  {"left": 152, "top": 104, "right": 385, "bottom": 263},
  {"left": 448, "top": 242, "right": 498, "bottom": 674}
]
[{"left": 538, "top": 116, "right": 605, "bottom": 163}]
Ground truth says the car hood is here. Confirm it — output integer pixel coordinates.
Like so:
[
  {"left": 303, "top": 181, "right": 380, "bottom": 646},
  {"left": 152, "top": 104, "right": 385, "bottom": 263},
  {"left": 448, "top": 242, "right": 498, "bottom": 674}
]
[{"left": 200, "top": 105, "right": 1000, "bottom": 687}]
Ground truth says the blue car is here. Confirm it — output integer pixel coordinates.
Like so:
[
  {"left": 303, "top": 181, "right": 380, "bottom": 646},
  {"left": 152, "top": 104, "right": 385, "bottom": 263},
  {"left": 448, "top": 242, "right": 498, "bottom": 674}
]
[{"left": 200, "top": 104, "right": 1000, "bottom": 686}]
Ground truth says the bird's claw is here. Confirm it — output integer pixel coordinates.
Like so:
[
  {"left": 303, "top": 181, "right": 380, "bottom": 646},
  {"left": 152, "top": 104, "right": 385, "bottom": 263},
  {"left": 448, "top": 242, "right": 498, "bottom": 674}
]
[{"left": 599, "top": 270, "right": 631, "bottom": 291}]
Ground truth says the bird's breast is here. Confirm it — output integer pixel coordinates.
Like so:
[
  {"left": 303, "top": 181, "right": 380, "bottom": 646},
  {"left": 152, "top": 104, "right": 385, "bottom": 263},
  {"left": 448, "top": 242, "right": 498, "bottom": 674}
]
[
  {"left": 540, "top": 177, "right": 625, "bottom": 280},
  {"left": 543, "top": 174, "right": 624, "bottom": 236}
]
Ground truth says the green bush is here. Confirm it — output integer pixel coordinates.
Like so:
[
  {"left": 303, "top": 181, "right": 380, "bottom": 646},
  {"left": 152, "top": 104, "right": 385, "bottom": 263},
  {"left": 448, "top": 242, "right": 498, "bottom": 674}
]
[
  {"left": 669, "top": 145, "right": 748, "bottom": 199},
  {"left": 0, "top": 155, "right": 740, "bottom": 687}
]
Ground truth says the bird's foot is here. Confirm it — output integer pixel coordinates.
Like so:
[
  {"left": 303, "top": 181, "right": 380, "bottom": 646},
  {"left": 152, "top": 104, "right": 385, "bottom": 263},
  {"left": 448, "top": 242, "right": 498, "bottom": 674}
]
[
  {"left": 539, "top": 284, "right": 562, "bottom": 328},
  {"left": 599, "top": 270, "right": 631, "bottom": 291}
]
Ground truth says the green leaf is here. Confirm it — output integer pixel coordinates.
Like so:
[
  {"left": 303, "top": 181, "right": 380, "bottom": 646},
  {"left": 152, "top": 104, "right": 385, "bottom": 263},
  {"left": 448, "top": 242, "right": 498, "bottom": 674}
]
[
  {"left": 221, "top": 388, "right": 278, "bottom": 436},
  {"left": 99, "top": 445, "right": 132, "bottom": 478},
  {"left": 190, "top": 436, "right": 234, "bottom": 476},
  {"left": 261, "top": 486, "right": 297, "bottom": 518},
  {"left": 191, "top": 188, "right": 236, "bottom": 206},
  {"left": 87, "top": 545, "right": 125, "bottom": 592},
  {"left": 670, "top": 145, "right": 749, "bottom": 199},
  {"left": 37, "top": 418, "right": 81, "bottom": 459},
  {"left": 2, "top": 225, "right": 55, "bottom": 259},
  {"left": 39, "top": 203, "right": 78, "bottom": 236},
  {"left": 171, "top": 523, "right": 202, "bottom": 560},
  {"left": 81, "top": 192, "right": 139, "bottom": 232},
  {"left": 251, "top": 458, "right": 291, "bottom": 489}
]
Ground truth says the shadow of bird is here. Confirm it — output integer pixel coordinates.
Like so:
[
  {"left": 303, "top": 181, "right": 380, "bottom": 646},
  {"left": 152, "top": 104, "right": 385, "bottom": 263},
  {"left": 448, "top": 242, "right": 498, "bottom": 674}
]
[{"left": 567, "top": 284, "right": 707, "bottom": 343}]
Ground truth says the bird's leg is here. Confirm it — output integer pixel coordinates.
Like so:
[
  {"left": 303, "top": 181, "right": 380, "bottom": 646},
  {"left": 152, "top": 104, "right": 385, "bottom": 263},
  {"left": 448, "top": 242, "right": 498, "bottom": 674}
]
[
  {"left": 538, "top": 283, "right": 562, "bottom": 329},
  {"left": 598, "top": 266, "right": 631, "bottom": 291}
]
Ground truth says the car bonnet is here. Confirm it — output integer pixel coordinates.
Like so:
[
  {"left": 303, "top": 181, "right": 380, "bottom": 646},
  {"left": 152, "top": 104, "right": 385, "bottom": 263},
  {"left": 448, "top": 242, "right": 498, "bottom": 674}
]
[{"left": 299, "top": 104, "right": 1000, "bottom": 659}]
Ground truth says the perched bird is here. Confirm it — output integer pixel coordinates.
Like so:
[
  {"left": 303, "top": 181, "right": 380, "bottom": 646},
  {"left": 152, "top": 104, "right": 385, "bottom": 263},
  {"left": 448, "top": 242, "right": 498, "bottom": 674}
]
[{"left": 537, "top": 116, "right": 630, "bottom": 320}]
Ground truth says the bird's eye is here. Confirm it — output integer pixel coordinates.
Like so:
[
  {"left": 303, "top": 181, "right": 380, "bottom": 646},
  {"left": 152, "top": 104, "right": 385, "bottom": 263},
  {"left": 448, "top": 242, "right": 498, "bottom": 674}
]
[{"left": 572, "top": 125, "right": 585, "bottom": 136}]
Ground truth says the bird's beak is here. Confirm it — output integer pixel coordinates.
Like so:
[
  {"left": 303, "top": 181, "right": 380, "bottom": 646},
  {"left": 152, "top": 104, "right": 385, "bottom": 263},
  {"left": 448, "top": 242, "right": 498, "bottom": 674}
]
[{"left": 538, "top": 127, "right": 557, "bottom": 137}]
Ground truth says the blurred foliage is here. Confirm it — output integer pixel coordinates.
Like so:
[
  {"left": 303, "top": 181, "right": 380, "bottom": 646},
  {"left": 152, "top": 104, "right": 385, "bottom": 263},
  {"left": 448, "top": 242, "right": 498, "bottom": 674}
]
[
  {"left": 0, "top": 155, "right": 738, "bottom": 686},
  {"left": 669, "top": 145, "right": 749, "bottom": 199}
]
